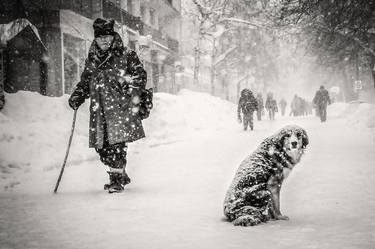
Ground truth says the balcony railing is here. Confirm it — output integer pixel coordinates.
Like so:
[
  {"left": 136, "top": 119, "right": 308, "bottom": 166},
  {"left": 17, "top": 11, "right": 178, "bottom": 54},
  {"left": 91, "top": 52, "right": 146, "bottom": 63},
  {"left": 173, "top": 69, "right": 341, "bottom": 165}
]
[
  {"left": 102, "top": 0, "right": 143, "bottom": 33},
  {"left": 142, "top": 24, "right": 167, "bottom": 47},
  {"left": 141, "top": 23, "right": 179, "bottom": 53}
]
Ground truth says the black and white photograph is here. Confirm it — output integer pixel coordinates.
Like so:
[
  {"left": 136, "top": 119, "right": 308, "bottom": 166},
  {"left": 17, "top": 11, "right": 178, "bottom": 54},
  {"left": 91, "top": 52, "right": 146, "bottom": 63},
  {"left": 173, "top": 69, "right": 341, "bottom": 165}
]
[{"left": 0, "top": 0, "right": 374, "bottom": 248}]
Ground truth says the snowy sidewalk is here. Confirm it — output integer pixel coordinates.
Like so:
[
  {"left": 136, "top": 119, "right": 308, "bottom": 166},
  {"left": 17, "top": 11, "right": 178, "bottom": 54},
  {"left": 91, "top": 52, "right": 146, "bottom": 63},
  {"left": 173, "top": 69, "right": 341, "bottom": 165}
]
[{"left": 1, "top": 115, "right": 374, "bottom": 249}]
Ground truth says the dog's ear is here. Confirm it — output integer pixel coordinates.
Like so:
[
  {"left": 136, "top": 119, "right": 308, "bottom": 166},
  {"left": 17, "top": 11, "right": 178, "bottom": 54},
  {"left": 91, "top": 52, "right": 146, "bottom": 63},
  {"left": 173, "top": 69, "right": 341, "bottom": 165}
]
[
  {"left": 276, "top": 131, "right": 288, "bottom": 150},
  {"left": 301, "top": 129, "right": 309, "bottom": 148}
]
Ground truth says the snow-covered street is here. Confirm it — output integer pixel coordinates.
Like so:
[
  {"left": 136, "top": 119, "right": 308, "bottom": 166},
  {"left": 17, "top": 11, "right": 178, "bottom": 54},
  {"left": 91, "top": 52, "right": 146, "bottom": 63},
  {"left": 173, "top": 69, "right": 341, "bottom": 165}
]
[
  {"left": 1, "top": 91, "right": 374, "bottom": 249},
  {"left": 3, "top": 1, "right": 375, "bottom": 248}
]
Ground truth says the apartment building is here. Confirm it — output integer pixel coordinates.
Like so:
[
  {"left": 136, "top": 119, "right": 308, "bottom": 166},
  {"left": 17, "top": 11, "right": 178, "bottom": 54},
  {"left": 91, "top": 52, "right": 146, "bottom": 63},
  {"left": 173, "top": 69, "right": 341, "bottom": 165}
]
[{"left": 0, "top": 0, "right": 181, "bottom": 96}]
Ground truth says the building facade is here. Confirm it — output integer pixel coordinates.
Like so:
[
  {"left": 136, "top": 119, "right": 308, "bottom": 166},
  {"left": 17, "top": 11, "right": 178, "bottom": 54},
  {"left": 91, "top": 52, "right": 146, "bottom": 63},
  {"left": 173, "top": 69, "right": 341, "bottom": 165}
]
[{"left": 0, "top": 0, "right": 181, "bottom": 96}]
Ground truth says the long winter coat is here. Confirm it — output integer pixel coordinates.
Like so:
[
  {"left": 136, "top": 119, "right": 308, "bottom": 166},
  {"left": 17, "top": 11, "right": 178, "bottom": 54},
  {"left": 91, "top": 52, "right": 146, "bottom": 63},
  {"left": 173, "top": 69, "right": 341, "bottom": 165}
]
[
  {"left": 0, "top": 83, "right": 4, "bottom": 111},
  {"left": 313, "top": 89, "right": 331, "bottom": 108},
  {"left": 238, "top": 89, "right": 258, "bottom": 116},
  {"left": 279, "top": 99, "right": 287, "bottom": 109},
  {"left": 265, "top": 97, "right": 278, "bottom": 112},
  {"left": 69, "top": 33, "right": 147, "bottom": 149}
]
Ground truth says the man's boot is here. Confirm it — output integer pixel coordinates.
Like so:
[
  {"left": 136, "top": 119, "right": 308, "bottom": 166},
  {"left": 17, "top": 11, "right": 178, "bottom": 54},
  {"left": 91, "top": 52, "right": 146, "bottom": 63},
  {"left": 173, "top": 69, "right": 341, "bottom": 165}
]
[
  {"left": 104, "top": 171, "right": 124, "bottom": 193},
  {"left": 115, "top": 158, "right": 131, "bottom": 186}
]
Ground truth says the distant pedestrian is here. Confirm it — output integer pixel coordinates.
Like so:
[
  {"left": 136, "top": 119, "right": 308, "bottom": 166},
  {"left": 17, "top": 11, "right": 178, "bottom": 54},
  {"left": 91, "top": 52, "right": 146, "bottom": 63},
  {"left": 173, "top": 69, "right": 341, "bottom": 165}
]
[
  {"left": 290, "top": 94, "right": 299, "bottom": 116},
  {"left": 0, "top": 82, "right": 4, "bottom": 111},
  {"left": 313, "top": 85, "right": 331, "bottom": 122},
  {"left": 256, "top": 93, "right": 264, "bottom": 121},
  {"left": 279, "top": 98, "right": 287, "bottom": 116},
  {"left": 238, "top": 89, "right": 258, "bottom": 131},
  {"left": 265, "top": 92, "right": 278, "bottom": 120}
]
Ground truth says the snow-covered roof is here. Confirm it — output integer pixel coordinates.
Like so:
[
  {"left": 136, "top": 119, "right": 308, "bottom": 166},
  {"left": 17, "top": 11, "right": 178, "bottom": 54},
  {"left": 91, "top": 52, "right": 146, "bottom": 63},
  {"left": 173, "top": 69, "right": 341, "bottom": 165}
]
[{"left": 0, "top": 18, "right": 42, "bottom": 46}]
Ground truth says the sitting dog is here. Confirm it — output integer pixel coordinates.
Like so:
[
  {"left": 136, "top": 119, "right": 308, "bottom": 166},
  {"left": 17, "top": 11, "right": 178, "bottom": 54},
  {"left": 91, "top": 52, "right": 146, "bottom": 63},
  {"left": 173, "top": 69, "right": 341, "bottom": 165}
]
[{"left": 223, "top": 125, "right": 309, "bottom": 226}]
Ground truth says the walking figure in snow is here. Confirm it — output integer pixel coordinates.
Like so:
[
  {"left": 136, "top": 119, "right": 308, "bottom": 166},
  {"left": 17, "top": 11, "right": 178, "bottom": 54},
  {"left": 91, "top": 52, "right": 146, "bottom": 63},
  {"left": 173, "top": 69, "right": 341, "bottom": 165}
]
[
  {"left": 256, "top": 93, "right": 264, "bottom": 121},
  {"left": 279, "top": 98, "right": 287, "bottom": 116},
  {"left": 237, "top": 89, "right": 258, "bottom": 131},
  {"left": 0, "top": 82, "right": 4, "bottom": 111},
  {"left": 68, "top": 18, "right": 152, "bottom": 193},
  {"left": 313, "top": 85, "right": 331, "bottom": 122},
  {"left": 224, "top": 125, "right": 309, "bottom": 226},
  {"left": 289, "top": 94, "right": 299, "bottom": 116},
  {"left": 265, "top": 92, "right": 278, "bottom": 120}
]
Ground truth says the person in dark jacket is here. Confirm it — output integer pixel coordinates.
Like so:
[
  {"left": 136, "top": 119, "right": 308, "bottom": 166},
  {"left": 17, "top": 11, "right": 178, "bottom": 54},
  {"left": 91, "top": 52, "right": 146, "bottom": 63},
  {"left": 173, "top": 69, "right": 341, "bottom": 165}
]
[
  {"left": 0, "top": 82, "right": 4, "bottom": 111},
  {"left": 68, "top": 18, "right": 148, "bottom": 193},
  {"left": 238, "top": 89, "right": 258, "bottom": 131},
  {"left": 290, "top": 94, "right": 299, "bottom": 116},
  {"left": 265, "top": 92, "right": 278, "bottom": 120},
  {"left": 279, "top": 98, "right": 287, "bottom": 116},
  {"left": 313, "top": 85, "right": 331, "bottom": 122},
  {"left": 256, "top": 93, "right": 264, "bottom": 121}
]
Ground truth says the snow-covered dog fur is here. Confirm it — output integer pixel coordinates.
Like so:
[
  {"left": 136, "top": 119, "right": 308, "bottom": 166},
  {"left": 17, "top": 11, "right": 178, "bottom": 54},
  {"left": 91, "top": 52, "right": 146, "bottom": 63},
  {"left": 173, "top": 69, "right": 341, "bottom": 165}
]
[{"left": 224, "top": 125, "right": 309, "bottom": 226}]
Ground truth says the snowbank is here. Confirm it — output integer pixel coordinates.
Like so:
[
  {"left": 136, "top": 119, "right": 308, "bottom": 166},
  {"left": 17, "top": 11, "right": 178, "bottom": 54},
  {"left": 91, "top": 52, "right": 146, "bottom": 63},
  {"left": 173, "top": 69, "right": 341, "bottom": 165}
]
[
  {"left": 0, "top": 91, "right": 95, "bottom": 189},
  {"left": 327, "top": 102, "right": 349, "bottom": 118},
  {"left": 143, "top": 89, "right": 236, "bottom": 143},
  {"left": 0, "top": 90, "right": 236, "bottom": 189},
  {"left": 328, "top": 101, "right": 375, "bottom": 131}
]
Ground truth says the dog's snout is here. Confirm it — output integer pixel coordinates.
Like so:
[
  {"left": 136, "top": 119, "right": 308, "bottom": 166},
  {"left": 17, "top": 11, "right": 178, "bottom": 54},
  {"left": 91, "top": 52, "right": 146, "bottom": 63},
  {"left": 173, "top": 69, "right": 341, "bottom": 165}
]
[{"left": 291, "top": 141, "right": 298, "bottom": 148}]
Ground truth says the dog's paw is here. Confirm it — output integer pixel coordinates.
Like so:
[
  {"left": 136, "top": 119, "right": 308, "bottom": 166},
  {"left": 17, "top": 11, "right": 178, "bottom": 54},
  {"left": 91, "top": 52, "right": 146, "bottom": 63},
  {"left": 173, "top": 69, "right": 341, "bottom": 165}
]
[
  {"left": 233, "top": 215, "right": 262, "bottom": 226},
  {"left": 275, "top": 214, "right": 289, "bottom": 220}
]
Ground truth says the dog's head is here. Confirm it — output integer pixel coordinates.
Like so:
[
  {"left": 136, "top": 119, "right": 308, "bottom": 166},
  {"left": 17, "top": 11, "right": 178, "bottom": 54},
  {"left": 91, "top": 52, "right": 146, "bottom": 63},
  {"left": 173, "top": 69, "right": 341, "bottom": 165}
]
[{"left": 274, "top": 125, "right": 309, "bottom": 164}]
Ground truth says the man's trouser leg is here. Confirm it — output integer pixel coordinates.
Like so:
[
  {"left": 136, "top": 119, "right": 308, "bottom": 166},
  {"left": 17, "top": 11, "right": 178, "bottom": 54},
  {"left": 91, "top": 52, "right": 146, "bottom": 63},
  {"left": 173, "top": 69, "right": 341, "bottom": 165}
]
[
  {"left": 320, "top": 106, "right": 327, "bottom": 122},
  {"left": 249, "top": 112, "right": 254, "bottom": 130},
  {"left": 318, "top": 106, "right": 324, "bottom": 122},
  {"left": 243, "top": 114, "right": 250, "bottom": 130},
  {"left": 96, "top": 142, "right": 130, "bottom": 190}
]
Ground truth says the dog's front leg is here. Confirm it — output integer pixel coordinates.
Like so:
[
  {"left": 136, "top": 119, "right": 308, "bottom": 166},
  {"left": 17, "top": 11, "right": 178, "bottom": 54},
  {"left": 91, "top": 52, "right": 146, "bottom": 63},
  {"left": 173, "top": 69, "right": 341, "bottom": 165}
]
[
  {"left": 271, "top": 185, "right": 289, "bottom": 220},
  {"left": 268, "top": 178, "right": 289, "bottom": 221}
]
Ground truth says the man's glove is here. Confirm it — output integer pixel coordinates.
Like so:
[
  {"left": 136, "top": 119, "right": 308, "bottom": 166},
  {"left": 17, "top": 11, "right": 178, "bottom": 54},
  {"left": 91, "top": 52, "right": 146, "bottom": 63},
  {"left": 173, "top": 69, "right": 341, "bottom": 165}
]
[{"left": 68, "top": 95, "right": 81, "bottom": 110}]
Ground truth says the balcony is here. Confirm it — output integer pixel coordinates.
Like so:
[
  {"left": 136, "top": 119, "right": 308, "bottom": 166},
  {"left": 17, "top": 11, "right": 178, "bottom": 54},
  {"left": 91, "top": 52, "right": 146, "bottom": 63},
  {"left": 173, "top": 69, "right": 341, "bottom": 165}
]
[
  {"left": 141, "top": 23, "right": 179, "bottom": 53},
  {"left": 102, "top": 0, "right": 142, "bottom": 33},
  {"left": 142, "top": 24, "right": 167, "bottom": 47},
  {"left": 28, "top": 0, "right": 94, "bottom": 19}
]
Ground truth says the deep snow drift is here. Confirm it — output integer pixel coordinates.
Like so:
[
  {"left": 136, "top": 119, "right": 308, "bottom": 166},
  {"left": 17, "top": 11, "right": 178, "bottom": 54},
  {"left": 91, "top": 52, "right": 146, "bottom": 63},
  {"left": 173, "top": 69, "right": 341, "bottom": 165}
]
[
  {"left": 1, "top": 90, "right": 375, "bottom": 249},
  {"left": 0, "top": 91, "right": 374, "bottom": 190},
  {"left": 0, "top": 90, "right": 237, "bottom": 190}
]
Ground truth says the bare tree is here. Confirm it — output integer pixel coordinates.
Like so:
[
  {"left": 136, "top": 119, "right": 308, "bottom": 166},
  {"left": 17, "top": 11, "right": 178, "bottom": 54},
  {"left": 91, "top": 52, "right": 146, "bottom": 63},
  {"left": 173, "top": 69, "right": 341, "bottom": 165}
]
[
  {"left": 188, "top": 0, "right": 230, "bottom": 85},
  {"left": 276, "top": 0, "right": 375, "bottom": 94}
]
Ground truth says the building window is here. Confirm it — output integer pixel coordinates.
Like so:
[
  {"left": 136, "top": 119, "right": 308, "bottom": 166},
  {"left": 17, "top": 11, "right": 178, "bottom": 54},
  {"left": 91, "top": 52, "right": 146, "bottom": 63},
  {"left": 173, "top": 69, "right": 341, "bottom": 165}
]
[{"left": 150, "top": 8, "right": 155, "bottom": 26}]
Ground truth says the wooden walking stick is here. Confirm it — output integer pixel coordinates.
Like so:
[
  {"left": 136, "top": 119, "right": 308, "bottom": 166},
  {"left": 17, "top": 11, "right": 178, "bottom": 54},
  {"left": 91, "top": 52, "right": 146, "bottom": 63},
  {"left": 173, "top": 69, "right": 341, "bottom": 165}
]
[{"left": 54, "top": 109, "right": 78, "bottom": 193}]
